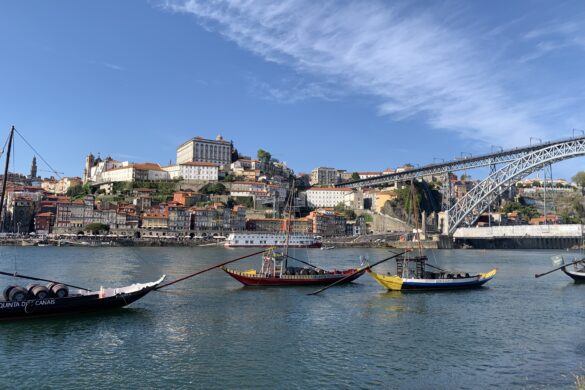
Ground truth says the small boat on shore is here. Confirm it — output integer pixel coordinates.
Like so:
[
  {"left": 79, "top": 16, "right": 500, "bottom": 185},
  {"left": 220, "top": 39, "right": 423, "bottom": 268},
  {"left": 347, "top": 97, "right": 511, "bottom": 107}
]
[
  {"left": 367, "top": 255, "right": 496, "bottom": 291},
  {"left": 0, "top": 276, "right": 165, "bottom": 321}
]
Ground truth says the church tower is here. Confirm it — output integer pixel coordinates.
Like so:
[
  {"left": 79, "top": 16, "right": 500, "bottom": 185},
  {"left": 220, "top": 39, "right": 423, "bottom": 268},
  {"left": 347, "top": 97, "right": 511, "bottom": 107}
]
[
  {"left": 84, "top": 153, "right": 95, "bottom": 183},
  {"left": 30, "top": 156, "right": 37, "bottom": 179}
]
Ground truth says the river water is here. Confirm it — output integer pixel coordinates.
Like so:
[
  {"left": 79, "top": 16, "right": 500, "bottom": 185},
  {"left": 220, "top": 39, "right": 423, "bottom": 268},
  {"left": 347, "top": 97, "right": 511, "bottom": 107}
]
[{"left": 0, "top": 247, "right": 584, "bottom": 389}]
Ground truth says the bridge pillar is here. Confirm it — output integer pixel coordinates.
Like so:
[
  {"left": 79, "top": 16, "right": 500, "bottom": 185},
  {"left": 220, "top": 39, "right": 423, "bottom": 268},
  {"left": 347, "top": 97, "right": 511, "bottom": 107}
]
[
  {"left": 438, "top": 211, "right": 449, "bottom": 235},
  {"left": 441, "top": 172, "right": 453, "bottom": 211}
]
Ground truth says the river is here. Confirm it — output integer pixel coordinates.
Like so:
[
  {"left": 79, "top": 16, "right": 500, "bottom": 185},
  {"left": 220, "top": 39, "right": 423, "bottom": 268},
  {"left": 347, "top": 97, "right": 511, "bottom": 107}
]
[{"left": 0, "top": 247, "right": 583, "bottom": 389}]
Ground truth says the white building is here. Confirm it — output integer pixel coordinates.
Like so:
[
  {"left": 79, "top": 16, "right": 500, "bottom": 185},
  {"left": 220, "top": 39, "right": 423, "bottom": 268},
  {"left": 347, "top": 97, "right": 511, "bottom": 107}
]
[
  {"left": 163, "top": 162, "right": 219, "bottom": 181},
  {"left": 177, "top": 135, "right": 232, "bottom": 166},
  {"left": 101, "top": 163, "right": 169, "bottom": 183},
  {"left": 305, "top": 188, "right": 354, "bottom": 208},
  {"left": 85, "top": 155, "right": 125, "bottom": 183}
]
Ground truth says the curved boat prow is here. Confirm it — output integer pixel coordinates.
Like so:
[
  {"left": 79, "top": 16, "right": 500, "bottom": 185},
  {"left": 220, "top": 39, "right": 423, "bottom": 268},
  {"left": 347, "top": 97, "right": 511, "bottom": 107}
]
[
  {"left": 367, "top": 270, "right": 404, "bottom": 291},
  {"left": 479, "top": 269, "right": 497, "bottom": 282}
]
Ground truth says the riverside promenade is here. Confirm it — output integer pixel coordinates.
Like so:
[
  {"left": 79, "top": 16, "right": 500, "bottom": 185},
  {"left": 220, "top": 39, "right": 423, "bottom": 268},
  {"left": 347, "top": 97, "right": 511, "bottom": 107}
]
[{"left": 452, "top": 224, "right": 584, "bottom": 249}]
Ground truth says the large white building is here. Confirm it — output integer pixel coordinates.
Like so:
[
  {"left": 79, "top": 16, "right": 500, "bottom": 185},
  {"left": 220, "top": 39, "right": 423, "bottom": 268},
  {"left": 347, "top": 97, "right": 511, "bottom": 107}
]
[
  {"left": 177, "top": 135, "right": 232, "bottom": 166},
  {"left": 305, "top": 188, "right": 354, "bottom": 208},
  {"left": 163, "top": 162, "right": 219, "bottom": 181},
  {"left": 101, "top": 163, "right": 169, "bottom": 183}
]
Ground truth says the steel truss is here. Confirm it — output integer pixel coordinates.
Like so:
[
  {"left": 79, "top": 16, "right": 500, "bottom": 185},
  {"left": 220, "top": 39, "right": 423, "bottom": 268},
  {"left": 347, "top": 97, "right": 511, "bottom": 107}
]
[
  {"left": 339, "top": 135, "right": 585, "bottom": 189},
  {"left": 447, "top": 139, "right": 585, "bottom": 234}
]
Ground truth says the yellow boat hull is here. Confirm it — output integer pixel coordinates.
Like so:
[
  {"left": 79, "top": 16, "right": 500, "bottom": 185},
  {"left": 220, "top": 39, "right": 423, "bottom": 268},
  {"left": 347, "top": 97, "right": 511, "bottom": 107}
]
[{"left": 367, "top": 269, "right": 497, "bottom": 291}]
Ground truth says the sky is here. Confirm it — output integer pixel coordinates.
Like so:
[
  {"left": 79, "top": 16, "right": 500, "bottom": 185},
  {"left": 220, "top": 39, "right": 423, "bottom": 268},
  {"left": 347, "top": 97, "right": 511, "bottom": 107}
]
[{"left": 1, "top": 0, "right": 585, "bottom": 180}]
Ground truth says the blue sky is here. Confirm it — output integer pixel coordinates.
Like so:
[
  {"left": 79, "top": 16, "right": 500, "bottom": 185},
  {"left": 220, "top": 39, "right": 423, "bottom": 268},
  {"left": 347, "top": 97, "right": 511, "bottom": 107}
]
[{"left": 1, "top": 0, "right": 585, "bottom": 179}]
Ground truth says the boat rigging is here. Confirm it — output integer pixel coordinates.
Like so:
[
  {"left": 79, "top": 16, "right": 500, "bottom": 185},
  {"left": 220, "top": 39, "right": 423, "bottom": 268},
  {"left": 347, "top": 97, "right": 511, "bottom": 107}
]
[
  {"left": 366, "top": 181, "right": 497, "bottom": 291},
  {"left": 0, "top": 126, "right": 165, "bottom": 321}
]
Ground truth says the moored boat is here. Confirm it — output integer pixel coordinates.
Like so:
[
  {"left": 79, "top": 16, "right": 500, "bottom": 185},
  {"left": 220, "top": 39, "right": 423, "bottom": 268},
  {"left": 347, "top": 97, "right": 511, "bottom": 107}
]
[
  {"left": 222, "top": 182, "right": 362, "bottom": 287},
  {"left": 222, "top": 248, "right": 364, "bottom": 286},
  {"left": 561, "top": 265, "right": 585, "bottom": 282},
  {"left": 367, "top": 182, "right": 496, "bottom": 292},
  {"left": 222, "top": 266, "right": 363, "bottom": 286},
  {"left": 0, "top": 126, "right": 166, "bottom": 321},
  {"left": 224, "top": 232, "right": 321, "bottom": 248},
  {"left": 535, "top": 255, "right": 585, "bottom": 283},
  {"left": 367, "top": 256, "right": 496, "bottom": 291},
  {"left": 0, "top": 276, "right": 165, "bottom": 321}
]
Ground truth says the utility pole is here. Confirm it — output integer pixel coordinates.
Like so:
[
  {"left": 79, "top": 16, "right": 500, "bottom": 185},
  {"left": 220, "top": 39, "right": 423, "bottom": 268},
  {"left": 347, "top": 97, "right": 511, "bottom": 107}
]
[{"left": 0, "top": 127, "right": 15, "bottom": 233}]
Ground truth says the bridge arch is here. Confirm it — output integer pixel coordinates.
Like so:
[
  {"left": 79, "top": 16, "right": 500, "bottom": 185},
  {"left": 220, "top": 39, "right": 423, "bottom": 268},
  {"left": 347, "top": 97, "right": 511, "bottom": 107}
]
[{"left": 447, "top": 139, "right": 585, "bottom": 234}]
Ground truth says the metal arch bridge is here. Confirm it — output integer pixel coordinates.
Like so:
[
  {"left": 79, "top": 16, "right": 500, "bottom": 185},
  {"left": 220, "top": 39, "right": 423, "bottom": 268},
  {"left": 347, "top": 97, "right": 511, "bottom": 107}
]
[
  {"left": 446, "top": 137, "right": 585, "bottom": 234},
  {"left": 337, "top": 135, "right": 585, "bottom": 189}
]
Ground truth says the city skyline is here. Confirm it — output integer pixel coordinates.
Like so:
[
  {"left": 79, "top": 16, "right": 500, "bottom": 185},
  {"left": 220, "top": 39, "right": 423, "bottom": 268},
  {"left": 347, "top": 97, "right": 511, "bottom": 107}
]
[{"left": 1, "top": 1, "right": 585, "bottom": 179}]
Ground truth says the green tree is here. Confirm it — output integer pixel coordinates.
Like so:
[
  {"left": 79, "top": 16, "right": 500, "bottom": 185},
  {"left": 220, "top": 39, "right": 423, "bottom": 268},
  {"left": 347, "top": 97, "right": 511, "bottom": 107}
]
[
  {"left": 66, "top": 184, "right": 85, "bottom": 198},
  {"left": 233, "top": 196, "right": 254, "bottom": 208},
  {"left": 500, "top": 201, "right": 540, "bottom": 220},
  {"left": 351, "top": 172, "right": 361, "bottom": 181},
  {"left": 334, "top": 202, "right": 357, "bottom": 220},
  {"left": 257, "top": 149, "right": 272, "bottom": 162},
  {"left": 84, "top": 223, "right": 110, "bottom": 235},
  {"left": 200, "top": 183, "right": 227, "bottom": 195},
  {"left": 572, "top": 171, "right": 585, "bottom": 188}
]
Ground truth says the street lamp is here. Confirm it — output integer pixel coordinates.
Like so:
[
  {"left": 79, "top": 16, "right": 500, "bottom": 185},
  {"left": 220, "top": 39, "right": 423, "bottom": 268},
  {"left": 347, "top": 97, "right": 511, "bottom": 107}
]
[{"left": 529, "top": 137, "right": 542, "bottom": 146}]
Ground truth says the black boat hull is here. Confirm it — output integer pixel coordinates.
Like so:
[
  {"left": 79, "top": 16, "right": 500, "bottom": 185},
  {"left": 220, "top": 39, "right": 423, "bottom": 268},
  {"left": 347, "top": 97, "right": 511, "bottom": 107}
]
[
  {"left": 0, "top": 287, "right": 155, "bottom": 321},
  {"left": 562, "top": 267, "right": 585, "bottom": 283}
]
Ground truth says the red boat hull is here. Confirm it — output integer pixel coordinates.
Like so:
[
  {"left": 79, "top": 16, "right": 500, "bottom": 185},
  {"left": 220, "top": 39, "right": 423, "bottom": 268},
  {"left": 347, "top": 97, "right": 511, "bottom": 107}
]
[{"left": 222, "top": 268, "right": 364, "bottom": 286}]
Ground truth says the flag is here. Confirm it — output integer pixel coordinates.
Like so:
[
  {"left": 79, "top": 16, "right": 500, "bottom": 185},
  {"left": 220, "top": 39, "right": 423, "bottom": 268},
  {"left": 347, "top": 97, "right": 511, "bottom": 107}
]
[{"left": 551, "top": 255, "right": 564, "bottom": 266}]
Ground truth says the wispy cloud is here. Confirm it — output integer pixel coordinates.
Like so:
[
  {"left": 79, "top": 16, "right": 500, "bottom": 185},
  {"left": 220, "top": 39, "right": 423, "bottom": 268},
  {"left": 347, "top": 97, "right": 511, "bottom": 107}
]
[
  {"left": 162, "top": 0, "right": 565, "bottom": 146},
  {"left": 522, "top": 19, "right": 585, "bottom": 56},
  {"left": 102, "top": 62, "right": 124, "bottom": 71},
  {"left": 248, "top": 76, "right": 342, "bottom": 103},
  {"left": 89, "top": 60, "right": 125, "bottom": 71}
]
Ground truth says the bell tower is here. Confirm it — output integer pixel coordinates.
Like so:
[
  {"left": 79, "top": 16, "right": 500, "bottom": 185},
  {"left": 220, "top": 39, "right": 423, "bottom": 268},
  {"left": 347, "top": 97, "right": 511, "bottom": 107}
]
[
  {"left": 84, "top": 153, "right": 95, "bottom": 183},
  {"left": 30, "top": 156, "right": 38, "bottom": 179}
]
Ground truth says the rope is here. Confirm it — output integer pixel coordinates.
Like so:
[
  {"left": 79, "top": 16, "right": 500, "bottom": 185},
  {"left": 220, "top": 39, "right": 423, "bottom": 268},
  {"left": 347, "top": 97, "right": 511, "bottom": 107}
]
[{"left": 14, "top": 128, "right": 62, "bottom": 179}]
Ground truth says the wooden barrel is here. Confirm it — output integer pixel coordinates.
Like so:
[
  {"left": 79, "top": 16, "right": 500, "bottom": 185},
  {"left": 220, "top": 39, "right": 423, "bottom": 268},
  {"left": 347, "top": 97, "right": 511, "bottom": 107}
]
[
  {"left": 3, "top": 285, "right": 19, "bottom": 301},
  {"left": 27, "top": 284, "right": 49, "bottom": 300},
  {"left": 49, "top": 283, "right": 69, "bottom": 298},
  {"left": 8, "top": 286, "right": 28, "bottom": 302}
]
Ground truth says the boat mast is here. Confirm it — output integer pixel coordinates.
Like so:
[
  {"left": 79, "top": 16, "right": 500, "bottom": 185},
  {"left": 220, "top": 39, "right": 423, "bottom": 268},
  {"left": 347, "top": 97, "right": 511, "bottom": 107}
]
[
  {"left": 0, "top": 127, "right": 15, "bottom": 232},
  {"left": 282, "top": 180, "right": 295, "bottom": 271}
]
